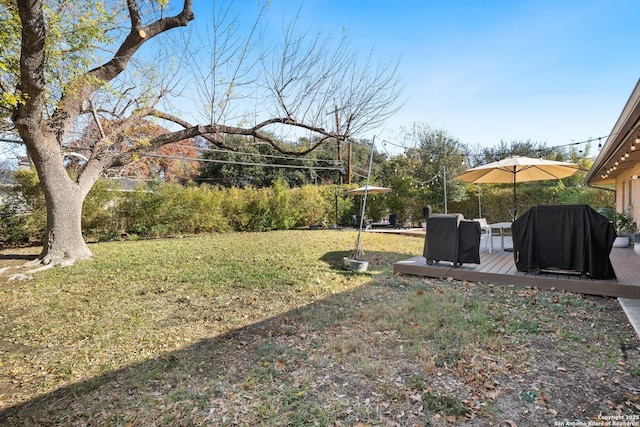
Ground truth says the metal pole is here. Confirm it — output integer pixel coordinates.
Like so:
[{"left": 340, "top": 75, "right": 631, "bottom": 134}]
[
  {"left": 354, "top": 136, "right": 375, "bottom": 258},
  {"left": 512, "top": 166, "right": 517, "bottom": 221},
  {"left": 347, "top": 141, "right": 352, "bottom": 185},
  {"left": 334, "top": 187, "right": 339, "bottom": 228},
  {"left": 443, "top": 164, "right": 448, "bottom": 214}
]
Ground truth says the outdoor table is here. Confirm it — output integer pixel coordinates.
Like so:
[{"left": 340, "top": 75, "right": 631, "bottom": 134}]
[
  {"left": 370, "top": 221, "right": 391, "bottom": 228},
  {"left": 487, "top": 222, "right": 512, "bottom": 253}
]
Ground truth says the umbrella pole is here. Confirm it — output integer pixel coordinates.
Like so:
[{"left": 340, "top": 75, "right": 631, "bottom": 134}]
[
  {"left": 334, "top": 186, "right": 338, "bottom": 228},
  {"left": 353, "top": 136, "right": 375, "bottom": 259},
  {"left": 512, "top": 167, "right": 517, "bottom": 221},
  {"left": 443, "top": 164, "right": 448, "bottom": 214}
]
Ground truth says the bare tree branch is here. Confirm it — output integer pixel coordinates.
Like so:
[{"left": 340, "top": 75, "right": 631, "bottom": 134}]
[
  {"left": 7, "top": 0, "right": 403, "bottom": 267},
  {"left": 48, "top": 1, "right": 195, "bottom": 140},
  {"left": 142, "top": 108, "right": 332, "bottom": 156}
]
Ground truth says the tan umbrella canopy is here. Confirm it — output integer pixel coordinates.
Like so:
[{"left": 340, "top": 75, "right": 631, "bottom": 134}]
[
  {"left": 344, "top": 185, "right": 392, "bottom": 196},
  {"left": 454, "top": 156, "right": 587, "bottom": 219}
]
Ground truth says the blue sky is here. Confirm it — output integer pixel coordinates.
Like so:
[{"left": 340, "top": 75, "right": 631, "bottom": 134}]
[{"left": 189, "top": 1, "right": 640, "bottom": 155}]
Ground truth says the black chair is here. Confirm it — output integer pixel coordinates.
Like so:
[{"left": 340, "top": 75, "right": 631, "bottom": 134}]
[
  {"left": 388, "top": 213, "right": 404, "bottom": 229},
  {"left": 423, "top": 205, "right": 432, "bottom": 219},
  {"left": 423, "top": 213, "right": 480, "bottom": 266}
]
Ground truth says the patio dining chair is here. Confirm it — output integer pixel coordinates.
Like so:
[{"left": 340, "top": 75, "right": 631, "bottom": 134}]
[
  {"left": 388, "top": 213, "right": 397, "bottom": 227},
  {"left": 473, "top": 218, "right": 490, "bottom": 247}
]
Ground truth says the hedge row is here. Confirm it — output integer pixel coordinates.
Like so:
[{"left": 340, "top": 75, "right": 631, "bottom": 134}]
[
  {"left": 0, "top": 169, "right": 614, "bottom": 246},
  {"left": 0, "top": 171, "right": 359, "bottom": 245}
]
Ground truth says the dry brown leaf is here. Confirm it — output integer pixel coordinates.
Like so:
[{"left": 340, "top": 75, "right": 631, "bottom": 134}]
[{"left": 408, "top": 393, "right": 422, "bottom": 402}]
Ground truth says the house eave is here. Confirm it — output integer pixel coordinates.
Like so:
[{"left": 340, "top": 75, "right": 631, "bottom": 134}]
[{"left": 586, "top": 78, "right": 640, "bottom": 186}]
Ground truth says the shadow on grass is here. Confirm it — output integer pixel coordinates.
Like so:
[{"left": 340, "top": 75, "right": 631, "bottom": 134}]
[
  {"left": 0, "top": 253, "right": 39, "bottom": 261},
  {"left": 0, "top": 248, "right": 421, "bottom": 425},
  {"left": 319, "top": 249, "right": 412, "bottom": 272},
  {"left": 0, "top": 289, "right": 359, "bottom": 425},
  {"left": 319, "top": 249, "right": 351, "bottom": 270}
]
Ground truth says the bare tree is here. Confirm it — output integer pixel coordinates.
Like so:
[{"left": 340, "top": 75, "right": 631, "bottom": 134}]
[{"left": 1, "top": 0, "right": 402, "bottom": 270}]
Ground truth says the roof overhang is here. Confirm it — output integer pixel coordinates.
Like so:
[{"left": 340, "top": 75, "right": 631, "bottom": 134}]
[{"left": 586, "top": 79, "right": 640, "bottom": 186}]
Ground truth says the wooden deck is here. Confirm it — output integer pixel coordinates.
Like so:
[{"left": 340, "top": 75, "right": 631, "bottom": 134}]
[{"left": 394, "top": 238, "right": 640, "bottom": 299}]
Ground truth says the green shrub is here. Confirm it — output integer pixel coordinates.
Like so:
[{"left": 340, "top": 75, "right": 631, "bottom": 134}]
[
  {"left": 220, "top": 186, "right": 250, "bottom": 231},
  {"left": 0, "top": 171, "right": 618, "bottom": 244},
  {"left": 0, "top": 205, "right": 45, "bottom": 245},
  {"left": 177, "top": 185, "right": 229, "bottom": 234},
  {"left": 82, "top": 178, "right": 121, "bottom": 241},
  {"left": 269, "top": 179, "right": 297, "bottom": 230},
  {"left": 449, "top": 181, "right": 612, "bottom": 224},
  {"left": 221, "top": 186, "right": 273, "bottom": 232},
  {"left": 117, "top": 186, "right": 169, "bottom": 236},
  {"left": 115, "top": 183, "right": 227, "bottom": 236},
  {"left": 0, "top": 168, "right": 46, "bottom": 245},
  {"left": 291, "top": 184, "right": 324, "bottom": 227}
]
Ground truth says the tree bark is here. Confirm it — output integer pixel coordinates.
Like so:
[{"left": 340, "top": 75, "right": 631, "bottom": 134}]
[
  {"left": 40, "top": 182, "right": 92, "bottom": 266},
  {"left": 13, "top": 0, "right": 194, "bottom": 269},
  {"left": 26, "top": 135, "right": 93, "bottom": 267}
]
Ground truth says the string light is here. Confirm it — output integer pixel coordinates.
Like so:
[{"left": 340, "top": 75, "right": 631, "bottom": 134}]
[{"left": 547, "top": 133, "right": 615, "bottom": 152}]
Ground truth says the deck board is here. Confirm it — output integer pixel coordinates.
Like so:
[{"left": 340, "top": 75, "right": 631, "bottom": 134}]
[{"left": 394, "top": 238, "right": 640, "bottom": 298}]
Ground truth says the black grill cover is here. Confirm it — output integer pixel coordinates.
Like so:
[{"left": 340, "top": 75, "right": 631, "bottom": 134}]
[
  {"left": 458, "top": 220, "right": 482, "bottom": 264},
  {"left": 511, "top": 205, "right": 616, "bottom": 279},
  {"left": 423, "top": 213, "right": 480, "bottom": 265}
]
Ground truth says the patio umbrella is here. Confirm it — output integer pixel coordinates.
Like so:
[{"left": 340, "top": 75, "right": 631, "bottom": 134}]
[
  {"left": 454, "top": 156, "right": 587, "bottom": 220},
  {"left": 343, "top": 139, "right": 392, "bottom": 271},
  {"left": 344, "top": 185, "right": 391, "bottom": 230},
  {"left": 344, "top": 185, "right": 391, "bottom": 195}
]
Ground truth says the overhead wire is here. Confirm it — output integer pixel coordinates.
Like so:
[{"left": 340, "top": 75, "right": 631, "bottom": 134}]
[
  {"left": 4, "top": 127, "right": 617, "bottom": 177},
  {"left": 379, "top": 132, "right": 617, "bottom": 160},
  {"left": 171, "top": 143, "right": 343, "bottom": 165},
  {"left": 142, "top": 153, "right": 343, "bottom": 171}
]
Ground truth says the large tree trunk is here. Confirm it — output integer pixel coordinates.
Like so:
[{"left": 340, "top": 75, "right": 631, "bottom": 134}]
[
  {"left": 27, "top": 138, "right": 93, "bottom": 269},
  {"left": 40, "top": 180, "right": 92, "bottom": 267}
]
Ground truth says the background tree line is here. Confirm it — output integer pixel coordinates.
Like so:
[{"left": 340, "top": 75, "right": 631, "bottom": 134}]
[
  {"left": 0, "top": 123, "right": 614, "bottom": 246},
  {"left": 375, "top": 123, "right": 611, "bottom": 224}
]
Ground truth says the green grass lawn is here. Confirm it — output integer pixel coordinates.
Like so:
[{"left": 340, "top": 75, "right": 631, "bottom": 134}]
[{"left": 0, "top": 230, "right": 639, "bottom": 426}]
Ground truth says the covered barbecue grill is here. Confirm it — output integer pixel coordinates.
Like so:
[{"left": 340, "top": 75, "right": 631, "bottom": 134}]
[{"left": 511, "top": 205, "right": 616, "bottom": 279}]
